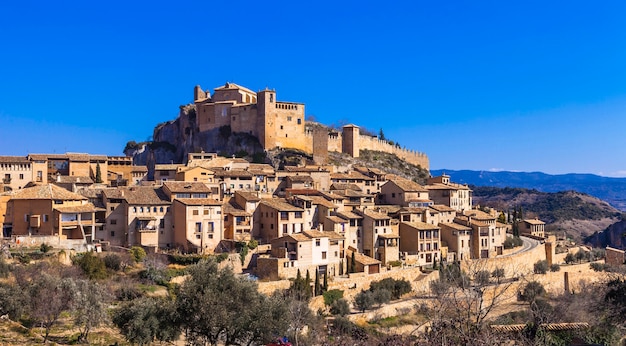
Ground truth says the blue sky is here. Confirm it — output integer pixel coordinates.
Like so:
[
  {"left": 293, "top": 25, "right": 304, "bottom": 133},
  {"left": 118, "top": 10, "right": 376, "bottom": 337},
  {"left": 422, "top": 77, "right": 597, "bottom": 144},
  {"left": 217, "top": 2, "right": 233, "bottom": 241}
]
[{"left": 1, "top": 1, "right": 625, "bottom": 176}]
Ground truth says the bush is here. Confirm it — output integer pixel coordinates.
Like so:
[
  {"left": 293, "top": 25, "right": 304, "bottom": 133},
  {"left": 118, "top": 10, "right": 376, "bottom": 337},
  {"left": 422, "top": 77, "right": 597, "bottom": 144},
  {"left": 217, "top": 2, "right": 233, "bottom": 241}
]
[
  {"left": 129, "top": 246, "right": 147, "bottom": 263},
  {"left": 215, "top": 253, "right": 229, "bottom": 263},
  {"left": 565, "top": 253, "right": 576, "bottom": 264},
  {"left": 533, "top": 260, "right": 548, "bottom": 274},
  {"left": 474, "top": 270, "right": 491, "bottom": 285},
  {"left": 40, "top": 243, "right": 53, "bottom": 253},
  {"left": 590, "top": 262, "right": 609, "bottom": 272},
  {"left": 0, "top": 257, "right": 11, "bottom": 278},
  {"left": 103, "top": 253, "right": 122, "bottom": 271},
  {"left": 330, "top": 298, "right": 350, "bottom": 316},
  {"left": 168, "top": 254, "right": 205, "bottom": 265},
  {"left": 73, "top": 252, "right": 108, "bottom": 280},
  {"left": 140, "top": 267, "right": 171, "bottom": 286},
  {"left": 354, "top": 290, "right": 374, "bottom": 312},
  {"left": 372, "top": 289, "right": 392, "bottom": 307},
  {"left": 491, "top": 268, "right": 505, "bottom": 283},
  {"left": 503, "top": 236, "right": 524, "bottom": 249},
  {"left": 387, "top": 260, "right": 402, "bottom": 267},
  {"left": 323, "top": 289, "right": 344, "bottom": 306},
  {"left": 247, "top": 239, "right": 258, "bottom": 250},
  {"left": 550, "top": 264, "right": 561, "bottom": 272},
  {"left": 369, "top": 278, "right": 412, "bottom": 300},
  {"left": 116, "top": 283, "right": 144, "bottom": 301}
]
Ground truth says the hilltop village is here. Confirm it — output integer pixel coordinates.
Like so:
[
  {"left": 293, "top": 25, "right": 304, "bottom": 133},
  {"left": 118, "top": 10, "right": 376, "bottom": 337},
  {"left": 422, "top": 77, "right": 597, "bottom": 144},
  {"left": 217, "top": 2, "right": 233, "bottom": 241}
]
[{"left": 0, "top": 84, "right": 556, "bottom": 282}]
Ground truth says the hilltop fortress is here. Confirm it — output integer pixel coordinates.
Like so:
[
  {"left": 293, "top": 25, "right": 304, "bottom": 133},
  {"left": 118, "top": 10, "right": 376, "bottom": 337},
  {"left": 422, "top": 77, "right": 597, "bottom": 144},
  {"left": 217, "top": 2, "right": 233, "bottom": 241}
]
[{"left": 192, "top": 83, "right": 429, "bottom": 169}]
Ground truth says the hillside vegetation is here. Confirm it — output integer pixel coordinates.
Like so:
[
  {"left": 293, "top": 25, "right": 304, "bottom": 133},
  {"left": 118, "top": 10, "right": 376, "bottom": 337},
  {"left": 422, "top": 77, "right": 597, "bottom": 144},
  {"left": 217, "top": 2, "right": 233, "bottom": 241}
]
[
  {"left": 472, "top": 186, "right": 623, "bottom": 243},
  {"left": 329, "top": 150, "right": 430, "bottom": 184}
]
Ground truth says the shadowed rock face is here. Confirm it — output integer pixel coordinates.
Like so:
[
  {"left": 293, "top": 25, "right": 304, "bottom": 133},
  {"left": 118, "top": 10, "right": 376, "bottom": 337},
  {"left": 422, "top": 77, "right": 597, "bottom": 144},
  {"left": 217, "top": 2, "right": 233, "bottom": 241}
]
[
  {"left": 127, "top": 106, "right": 263, "bottom": 166},
  {"left": 586, "top": 219, "right": 626, "bottom": 249}
]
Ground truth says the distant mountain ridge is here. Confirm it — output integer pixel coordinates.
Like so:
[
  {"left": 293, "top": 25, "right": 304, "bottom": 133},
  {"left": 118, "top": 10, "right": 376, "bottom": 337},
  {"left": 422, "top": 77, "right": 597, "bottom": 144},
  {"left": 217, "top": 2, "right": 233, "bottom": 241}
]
[{"left": 431, "top": 169, "right": 626, "bottom": 211}]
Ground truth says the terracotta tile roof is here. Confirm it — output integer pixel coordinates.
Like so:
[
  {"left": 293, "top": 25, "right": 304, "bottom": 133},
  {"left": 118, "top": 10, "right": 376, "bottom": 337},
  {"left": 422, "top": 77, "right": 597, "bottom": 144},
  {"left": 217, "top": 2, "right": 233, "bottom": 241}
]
[
  {"left": 287, "top": 175, "right": 314, "bottom": 183},
  {"left": 275, "top": 233, "right": 311, "bottom": 243},
  {"left": 131, "top": 166, "right": 148, "bottom": 173},
  {"left": 463, "top": 209, "right": 495, "bottom": 220},
  {"left": 350, "top": 251, "right": 381, "bottom": 265},
  {"left": 318, "top": 191, "right": 346, "bottom": 200},
  {"left": 302, "top": 229, "right": 328, "bottom": 238},
  {"left": 360, "top": 209, "right": 390, "bottom": 220},
  {"left": 371, "top": 205, "right": 402, "bottom": 214},
  {"left": 323, "top": 231, "right": 345, "bottom": 240},
  {"left": 211, "top": 168, "right": 253, "bottom": 178},
  {"left": 283, "top": 166, "right": 330, "bottom": 173},
  {"left": 214, "top": 82, "right": 256, "bottom": 94},
  {"left": 54, "top": 203, "right": 98, "bottom": 213},
  {"left": 54, "top": 176, "right": 94, "bottom": 184},
  {"left": 223, "top": 203, "right": 251, "bottom": 216},
  {"left": 102, "top": 188, "right": 125, "bottom": 200},
  {"left": 401, "top": 221, "right": 440, "bottom": 230},
  {"left": 326, "top": 215, "right": 346, "bottom": 224},
  {"left": 398, "top": 207, "right": 428, "bottom": 214},
  {"left": 260, "top": 198, "right": 303, "bottom": 212},
  {"left": 174, "top": 198, "right": 222, "bottom": 206},
  {"left": 386, "top": 177, "right": 427, "bottom": 192},
  {"left": 307, "top": 196, "right": 337, "bottom": 208},
  {"left": 429, "top": 204, "right": 456, "bottom": 212},
  {"left": 523, "top": 218, "right": 545, "bottom": 225},
  {"left": 0, "top": 156, "right": 29, "bottom": 163},
  {"left": 155, "top": 164, "right": 182, "bottom": 170},
  {"left": 470, "top": 220, "right": 489, "bottom": 228},
  {"left": 122, "top": 187, "right": 170, "bottom": 205},
  {"left": 330, "top": 183, "right": 362, "bottom": 191},
  {"left": 330, "top": 171, "right": 373, "bottom": 181},
  {"left": 426, "top": 183, "right": 470, "bottom": 190},
  {"left": 11, "top": 184, "right": 87, "bottom": 200},
  {"left": 163, "top": 181, "right": 212, "bottom": 193},
  {"left": 336, "top": 211, "right": 362, "bottom": 220},
  {"left": 235, "top": 191, "right": 261, "bottom": 202},
  {"left": 378, "top": 233, "right": 400, "bottom": 239},
  {"left": 440, "top": 222, "right": 472, "bottom": 231}
]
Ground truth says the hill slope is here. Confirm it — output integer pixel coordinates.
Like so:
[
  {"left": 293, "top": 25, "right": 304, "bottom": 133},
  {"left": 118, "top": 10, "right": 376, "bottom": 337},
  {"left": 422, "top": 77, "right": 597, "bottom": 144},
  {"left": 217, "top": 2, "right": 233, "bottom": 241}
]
[
  {"left": 431, "top": 169, "right": 626, "bottom": 211},
  {"left": 472, "top": 186, "right": 622, "bottom": 244}
]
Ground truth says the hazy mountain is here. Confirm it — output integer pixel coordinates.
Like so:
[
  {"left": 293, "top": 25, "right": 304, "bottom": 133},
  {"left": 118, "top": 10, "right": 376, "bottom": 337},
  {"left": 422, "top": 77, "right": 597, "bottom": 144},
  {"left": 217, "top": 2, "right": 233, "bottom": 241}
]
[{"left": 431, "top": 169, "right": 626, "bottom": 211}]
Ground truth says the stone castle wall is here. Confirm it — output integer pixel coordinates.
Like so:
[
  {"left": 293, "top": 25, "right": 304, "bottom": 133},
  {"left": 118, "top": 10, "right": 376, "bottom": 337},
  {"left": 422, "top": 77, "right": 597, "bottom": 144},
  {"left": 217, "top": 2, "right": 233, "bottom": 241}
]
[{"left": 304, "top": 130, "right": 430, "bottom": 169}]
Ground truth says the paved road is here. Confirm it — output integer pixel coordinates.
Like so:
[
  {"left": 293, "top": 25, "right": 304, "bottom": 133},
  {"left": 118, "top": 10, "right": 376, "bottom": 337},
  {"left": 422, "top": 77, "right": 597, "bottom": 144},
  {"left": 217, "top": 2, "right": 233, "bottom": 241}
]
[{"left": 502, "top": 236, "right": 540, "bottom": 257}]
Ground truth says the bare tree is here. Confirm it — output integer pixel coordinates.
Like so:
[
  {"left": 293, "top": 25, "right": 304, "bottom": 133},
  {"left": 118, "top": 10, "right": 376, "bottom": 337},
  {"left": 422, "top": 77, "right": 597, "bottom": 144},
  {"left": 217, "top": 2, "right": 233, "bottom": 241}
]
[
  {"left": 421, "top": 260, "right": 520, "bottom": 345},
  {"left": 28, "top": 273, "right": 76, "bottom": 343}
]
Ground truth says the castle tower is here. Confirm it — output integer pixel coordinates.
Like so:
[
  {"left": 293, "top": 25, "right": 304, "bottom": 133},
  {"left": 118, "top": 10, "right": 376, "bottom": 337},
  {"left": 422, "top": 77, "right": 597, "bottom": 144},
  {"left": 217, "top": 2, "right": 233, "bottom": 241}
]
[
  {"left": 194, "top": 85, "right": 209, "bottom": 102},
  {"left": 313, "top": 127, "right": 329, "bottom": 164},
  {"left": 342, "top": 124, "right": 360, "bottom": 158},
  {"left": 256, "top": 88, "right": 277, "bottom": 149}
]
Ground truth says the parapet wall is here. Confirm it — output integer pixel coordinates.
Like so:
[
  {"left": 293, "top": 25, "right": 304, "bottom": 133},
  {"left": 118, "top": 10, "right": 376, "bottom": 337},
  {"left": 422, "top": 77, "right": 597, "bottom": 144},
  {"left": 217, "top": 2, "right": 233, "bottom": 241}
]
[{"left": 303, "top": 130, "right": 430, "bottom": 169}]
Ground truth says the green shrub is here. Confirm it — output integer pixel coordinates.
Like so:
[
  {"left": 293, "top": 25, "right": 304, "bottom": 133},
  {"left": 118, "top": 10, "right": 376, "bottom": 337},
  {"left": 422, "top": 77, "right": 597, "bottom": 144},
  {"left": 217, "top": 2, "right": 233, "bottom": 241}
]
[
  {"left": 40, "top": 243, "right": 53, "bottom": 253},
  {"left": 533, "top": 260, "right": 548, "bottom": 274},
  {"left": 550, "top": 264, "right": 561, "bottom": 272},
  {"left": 354, "top": 290, "right": 374, "bottom": 312},
  {"left": 323, "top": 289, "right": 344, "bottom": 306},
  {"left": 369, "top": 278, "right": 412, "bottom": 300},
  {"left": 503, "top": 236, "right": 524, "bottom": 249},
  {"left": 215, "top": 253, "right": 229, "bottom": 263},
  {"left": 129, "top": 246, "right": 147, "bottom": 263},
  {"left": 103, "top": 253, "right": 122, "bottom": 271},
  {"left": 247, "top": 239, "right": 258, "bottom": 250},
  {"left": 330, "top": 298, "right": 350, "bottom": 316},
  {"left": 74, "top": 252, "right": 108, "bottom": 280},
  {"left": 168, "top": 254, "right": 205, "bottom": 265},
  {"left": 590, "top": 262, "right": 609, "bottom": 272},
  {"left": 387, "top": 260, "right": 402, "bottom": 267}
]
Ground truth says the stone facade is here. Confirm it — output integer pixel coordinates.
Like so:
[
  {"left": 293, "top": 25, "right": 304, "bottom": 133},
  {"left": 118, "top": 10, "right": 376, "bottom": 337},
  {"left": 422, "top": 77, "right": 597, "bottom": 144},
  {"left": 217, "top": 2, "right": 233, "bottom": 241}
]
[{"left": 193, "top": 83, "right": 429, "bottom": 169}]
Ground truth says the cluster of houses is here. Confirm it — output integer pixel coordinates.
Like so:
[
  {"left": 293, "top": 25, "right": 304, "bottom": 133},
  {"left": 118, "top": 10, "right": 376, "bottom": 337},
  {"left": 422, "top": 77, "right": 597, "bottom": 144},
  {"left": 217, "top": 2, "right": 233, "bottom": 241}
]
[{"left": 0, "top": 152, "right": 546, "bottom": 280}]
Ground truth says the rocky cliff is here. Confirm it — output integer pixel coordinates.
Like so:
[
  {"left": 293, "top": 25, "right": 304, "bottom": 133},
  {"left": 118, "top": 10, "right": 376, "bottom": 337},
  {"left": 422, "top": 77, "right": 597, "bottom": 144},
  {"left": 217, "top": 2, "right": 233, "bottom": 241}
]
[{"left": 125, "top": 105, "right": 264, "bottom": 166}]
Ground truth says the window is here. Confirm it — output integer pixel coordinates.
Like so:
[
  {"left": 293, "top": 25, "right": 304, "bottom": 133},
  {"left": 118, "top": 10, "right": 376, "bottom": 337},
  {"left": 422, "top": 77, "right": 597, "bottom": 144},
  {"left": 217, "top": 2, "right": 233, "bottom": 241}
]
[
  {"left": 19, "top": 174, "right": 23, "bottom": 179},
  {"left": 204, "top": 209, "right": 209, "bottom": 215},
  {"left": 297, "top": 118, "right": 301, "bottom": 124},
  {"left": 196, "top": 234, "right": 201, "bottom": 239},
  {"left": 193, "top": 210, "right": 199, "bottom": 215},
  {"left": 322, "top": 251, "right": 327, "bottom": 259},
  {"left": 282, "top": 224, "right": 288, "bottom": 234},
  {"left": 43, "top": 214, "right": 49, "bottom": 222},
  {"left": 195, "top": 222, "right": 202, "bottom": 233},
  {"left": 294, "top": 211, "right": 302, "bottom": 218},
  {"left": 160, "top": 207, "right": 164, "bottom": 212},
  {"left": 207, "top": 222, "right": 214, "bottom": 233},
  {"left": 280, "top": 212, "right": 288, "bottom": 220},
  {"left": 287, "top": 116, "right": 292, "bottom": 121},
  {"left": 315, "top": 239, "right": 320, "bottom": 246},
  {"left": 110, "top": 219, "right": 117, "bottom": 225},
  {"left": 159, "top": 219, "right": 165, "bottom": 228},
  {"left": 111, "top": 231, "right": 115, "bottom": 237},
  {"left": 110, "top": 207, "right": 114, "bottom": 211},
  {"left": 208, "top": 234, "right": 213, "bottom": 239}
]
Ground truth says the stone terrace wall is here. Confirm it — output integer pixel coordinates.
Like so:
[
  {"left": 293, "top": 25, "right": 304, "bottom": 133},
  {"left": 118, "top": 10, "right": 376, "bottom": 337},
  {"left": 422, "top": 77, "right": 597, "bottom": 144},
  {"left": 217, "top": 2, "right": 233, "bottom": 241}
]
[{"left": 461, "top": 242, "right": 547, "bottom": 278}]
